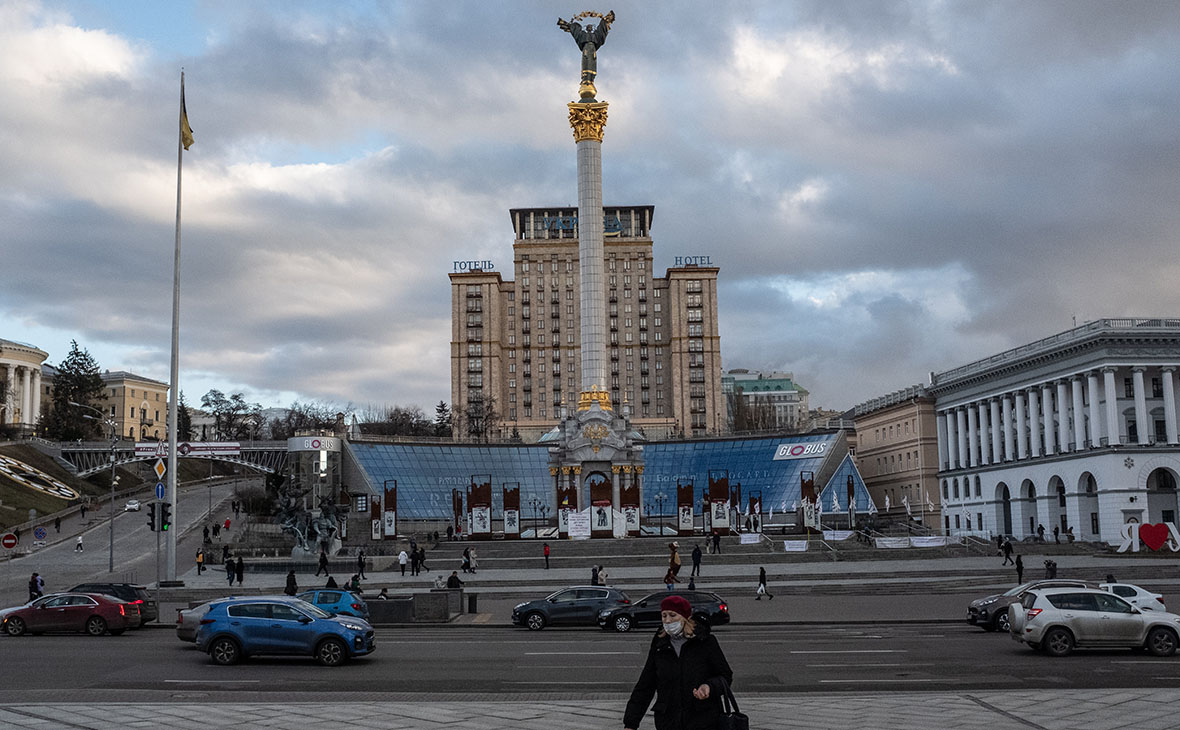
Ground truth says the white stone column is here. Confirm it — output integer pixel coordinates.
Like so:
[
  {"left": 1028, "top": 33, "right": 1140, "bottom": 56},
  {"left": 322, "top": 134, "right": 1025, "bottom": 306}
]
[
  {"left": 937, "top": 412, "right": 949, "bottom": 470},
  {"left": 31, "top": 368, "right": 41, "bottom": 428},
  {"left": 3, "top": 364, "right": 13, "bottom": 423},
  {"left": 570, "top": 104, "right": 609, "bottom": 393},
  {"left": 20, "top": 366, "right": 31, "bottom": 426},
  {"left": 1057, "top": 380, "right": 1070, "bottom": 453},
  {"left": 945, "top": 411, "right": 958, "bottom": 469},
  {"left": 1028, "top": 388, "right": 1042, "bottom": 458},
  {"left": 1103, "top": 367, "right": 1121, "bottom": 446},
  {"left": 956, "top": 408, "right": 968, "bottom": 470},
  {"left": 987, "top": 399, "right": 1000, "bottom": 463},
  {"left": 1003, "top": 395, "right": 1015, "bottom": 460},
  {"left": 1071, "top": 376, "right": 1085, "bottom": 451},
  {"left": 1015, "top": 391, "right": 1028, "bottom": 459},
  {"left": 1163, "top": 367, "right": 1178, "bottom": 444},
  {"left": 966, "top": 405, "right": 979, "bottom": 467},
  {"left": 1041, "top": 384, "right": 1055, "bottom": 455},
  {"left": 1133, "top": 367, "right": 1150, "bottom": 445},
  {"left": 1087, "top": 371, "right": 1101, "bottom": 447}
]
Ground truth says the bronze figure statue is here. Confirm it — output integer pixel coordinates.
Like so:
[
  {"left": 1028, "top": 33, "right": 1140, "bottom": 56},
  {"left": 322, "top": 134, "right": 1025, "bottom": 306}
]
[{"left": 557, "top": 10, "right": 615, "bottom": 101}]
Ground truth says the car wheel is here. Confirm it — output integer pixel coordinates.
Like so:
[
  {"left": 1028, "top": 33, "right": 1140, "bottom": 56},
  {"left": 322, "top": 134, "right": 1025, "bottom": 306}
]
[
  {"left": 316, "top": 638, "right": 347, "bottom": 667},
  {"left": 210, "top": 637, "right": 242, "bottom": 665},
  {"left": 1146, "top": 627, "right": 1178, "bottom": 657},
  {"left": 525, "top": 612, "right": 546, "bottom": 631},
  {"left": 1042, "top": 628, "right": 1074, "bottom": 657},
  {"left": 613, "top": 615, "right": 633, "bottom": 633},
  {"left": 993, "top": 611, "right": 1011, "bottom": 633},
  {"left": 4, "top": 617, "right": 26, "bottom": 637},
  {"left": 85, "top": 616, "right": 108, "bottom": 636}
]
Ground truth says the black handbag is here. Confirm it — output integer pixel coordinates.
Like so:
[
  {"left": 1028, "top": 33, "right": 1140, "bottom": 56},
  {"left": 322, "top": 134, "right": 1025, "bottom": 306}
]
[{"left": 716, "top": 678, "right": 749, "bottom": 730}]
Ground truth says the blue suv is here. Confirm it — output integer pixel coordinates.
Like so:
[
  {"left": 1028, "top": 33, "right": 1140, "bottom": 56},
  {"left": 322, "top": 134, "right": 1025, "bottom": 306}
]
[
  {"left": 195, "top": 596, "right": 375, "bottom": 666},
  {"left": 297, "top": 589, "right": 371, "bottom": 620}
]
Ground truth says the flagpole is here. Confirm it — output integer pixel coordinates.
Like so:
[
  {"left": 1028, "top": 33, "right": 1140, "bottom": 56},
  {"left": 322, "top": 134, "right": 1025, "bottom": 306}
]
[{"left": 165, "top": 70, "right": 186, "bottom": 582}]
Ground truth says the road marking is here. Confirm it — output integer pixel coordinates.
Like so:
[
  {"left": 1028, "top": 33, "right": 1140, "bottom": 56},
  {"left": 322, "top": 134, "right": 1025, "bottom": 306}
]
[
  {"left": 791, "top": 649, "right": 907, "bottom": 654},
  {"left": 819, "top": 679, "right": 935, "bottom": 684},
  {"left": 165, "top": 680, "right": 260, "bottom": 684},
  {"left": 807, "top": 663, "right": 933, "bottom": 668},
  {"left": 524, "top": 651, "right": 639, "bottom": 655},
  {"left": 506, "top": 681, "right": 633, "bottom": 685}
]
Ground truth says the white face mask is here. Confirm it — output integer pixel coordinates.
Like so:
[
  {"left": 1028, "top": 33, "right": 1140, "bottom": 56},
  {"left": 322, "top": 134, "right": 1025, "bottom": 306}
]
[{"left": 663, "top": 620, "right": 684, "bottom": 636}]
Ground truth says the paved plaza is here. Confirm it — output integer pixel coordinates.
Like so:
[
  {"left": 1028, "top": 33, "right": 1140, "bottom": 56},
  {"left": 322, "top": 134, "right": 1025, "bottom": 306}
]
[{"left": 0, "top": 689, "right": 1176, "bottom": 729}]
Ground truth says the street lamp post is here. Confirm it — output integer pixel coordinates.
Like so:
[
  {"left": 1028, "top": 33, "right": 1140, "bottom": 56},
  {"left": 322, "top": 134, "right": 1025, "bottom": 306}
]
[
  {"left": 528, "top": 497, "right": 549, "bottom": 539},
  {"left": 653, "top": 493, "right": 668, "bottom": 536},
  {"left": 72, "top": 401, "right": 117, "bottom": 573}
]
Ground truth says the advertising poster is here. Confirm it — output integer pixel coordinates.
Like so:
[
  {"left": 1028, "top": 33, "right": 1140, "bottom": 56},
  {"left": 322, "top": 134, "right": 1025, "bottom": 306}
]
[
  {"left": 592, "top": 501, "right": 612, "bottom": 531},
  {"left": 382, "top": 510, "right": 396, "bottom": 538},
  {"left": 568, "top": 511, "right": 592, "bottom": 538},
  {"left": 678, "top": 505, "right": 694, "bottom": 532},
  {"left": 472, "top": 506, "right": 491, "bottom": 534},
  {"left": 504, "top": 509, "right": 520, "bottom": 536}
]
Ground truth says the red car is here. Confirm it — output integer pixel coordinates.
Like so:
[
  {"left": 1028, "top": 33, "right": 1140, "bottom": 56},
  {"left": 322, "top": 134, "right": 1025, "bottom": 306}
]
[{"left": 1, "top": 593, "right": 132, "bottom": 636}]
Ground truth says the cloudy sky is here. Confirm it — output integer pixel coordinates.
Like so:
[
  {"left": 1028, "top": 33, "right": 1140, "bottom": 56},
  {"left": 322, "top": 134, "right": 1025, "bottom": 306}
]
[{"left": 2, "top": 0, "right": 1179, "bottom": 416}]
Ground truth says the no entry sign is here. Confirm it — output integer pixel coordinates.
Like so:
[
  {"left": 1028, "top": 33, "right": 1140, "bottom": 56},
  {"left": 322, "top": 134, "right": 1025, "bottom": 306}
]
[{"left": 1, "top": 533, "right": 17, "bottom": 549}]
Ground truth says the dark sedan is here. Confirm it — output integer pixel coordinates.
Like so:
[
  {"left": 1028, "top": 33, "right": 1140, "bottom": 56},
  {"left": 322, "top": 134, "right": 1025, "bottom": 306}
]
[
  {"left": 598, "top": 590, "right": 730, "bottom": 632},
  {"left": 512, "top": 586, "right": 632, "bottom": 630},
  {"left": 967, "top": 579, "right": 1092, "bottom": 632},
  {"left": 1, "top": 593, "right": 132, "bottom": 636}
]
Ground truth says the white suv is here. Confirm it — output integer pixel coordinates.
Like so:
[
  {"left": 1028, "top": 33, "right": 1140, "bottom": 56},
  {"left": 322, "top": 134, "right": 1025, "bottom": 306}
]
[{"left": 1010, "top": 587, "right": 1180, "bottom": 657}]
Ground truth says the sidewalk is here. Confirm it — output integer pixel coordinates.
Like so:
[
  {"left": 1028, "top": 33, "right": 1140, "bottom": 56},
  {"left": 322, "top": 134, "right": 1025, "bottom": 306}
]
[{"left": 0, "top": 688, "right": 1175, "bottom": 729}]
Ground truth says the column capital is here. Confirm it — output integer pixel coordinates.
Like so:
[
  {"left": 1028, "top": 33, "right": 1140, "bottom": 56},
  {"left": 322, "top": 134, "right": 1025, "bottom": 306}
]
[
  {"left": 568, "top": 101, "right": 609, "bottom": 143},
  {"left": 1101, "top": 366, "right": 1119, "bottom": 375},
  {"left": 1132, "top": 365, "right": 1148, "bottom": 373},
  {"left": 1163, "top": 366, "right": 1176, "bottom": 373},
  {"left": 1070, "top": 373, "right": 1086, "bottom": 382}
]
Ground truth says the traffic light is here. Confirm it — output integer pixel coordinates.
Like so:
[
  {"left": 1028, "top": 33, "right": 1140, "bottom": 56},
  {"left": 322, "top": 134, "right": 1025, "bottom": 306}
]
[
  {"left": 161, "top": 502, "right": 172, "bottom": 532},
  {"left": 147, "top": 503, "right": 157, "bottom": 531}
]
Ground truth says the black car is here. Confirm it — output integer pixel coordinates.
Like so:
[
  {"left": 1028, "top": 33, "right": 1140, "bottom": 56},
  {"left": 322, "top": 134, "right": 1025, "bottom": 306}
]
[
  {"left": 68, "top": 583, "right": 157, "bottom": 625},
  {"left": 966, "top": 579, "right": 1091, "bottom": 632},
  {"left": 597, "top": 590, "right": 730, "bottom": 632},
  {"left": 512, "top": 586, "right": 632, "bottom": 630}
]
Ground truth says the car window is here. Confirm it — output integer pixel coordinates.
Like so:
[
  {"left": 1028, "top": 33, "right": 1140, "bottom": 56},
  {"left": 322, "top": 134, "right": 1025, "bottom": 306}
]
[
  {"left": 1021, "top": 594, "right": 1038, "bottom": 609},
  {"left": 69, "top": 596, "right": 97, "bottom": 606},
  {"left": 320, "top": 592, "right": 341, "bottom": 603},
  {"left": 228, "top": 604, "right": 270, "bottom": 619},
  {"left": 270, "top": 604, "right": 307, "bottom": 621},
  {"left": 1111, "top": 586, "right": 1136, "bottom": 598},
  {"left": 43, "top": 596, "right": 71, "bottom": 608},
  {"left": 301, "top": 603, "right": 333, "bottom": 619},
  {"left": 296, "top": 592, "right": 313, "bottom": 601},
  {"left": 1095, "top": 593, "right": 1134, "bottom": 613},
  {"left": 552, "top": 590, "right": 579, "bottom": 602},
  {"left": 1047, "top": 593, "right": 1097, "bottom": 611},
  {"left": 575, "top": 589, "right": 608, "bottom": 600}
]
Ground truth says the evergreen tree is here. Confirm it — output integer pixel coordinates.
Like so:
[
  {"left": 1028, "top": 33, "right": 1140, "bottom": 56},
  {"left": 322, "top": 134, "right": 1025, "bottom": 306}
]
[
  {"left": 176, "top": 391, "right": 193, "bottom": 440},
  {"left": 434, "top": 401, "right": 452, "bottom": 437},
  {"left": 44, "top": 340, "right": 106, "bottom": 441}
]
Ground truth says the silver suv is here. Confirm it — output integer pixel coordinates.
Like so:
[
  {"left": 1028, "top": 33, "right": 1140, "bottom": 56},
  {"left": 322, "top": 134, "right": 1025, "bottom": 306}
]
[{"left": 1009, "top": 587, "right": 1180, "bottom": 657}]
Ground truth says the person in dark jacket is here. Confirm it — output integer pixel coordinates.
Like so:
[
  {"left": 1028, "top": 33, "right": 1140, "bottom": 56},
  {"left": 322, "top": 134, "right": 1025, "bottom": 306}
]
[
  {"left": 284, "top": 570, "right": 298, "bottom": 596},
  {"left": 624, "top": 595, "right": 733, "bottom": 730},
  {"left": 234, "top": 556, "right": 244, "bottom": 586}
]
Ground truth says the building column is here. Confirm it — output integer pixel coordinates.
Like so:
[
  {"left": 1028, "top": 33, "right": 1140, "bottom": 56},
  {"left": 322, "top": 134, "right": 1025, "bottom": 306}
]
[
  {"left": 1015, "top": 391, "right": 1028, "bottom": 459},
  {"left": 1103, "top": 367, "right": 1121, "bottom": 446},
  {"left": 1163, "top": 367, "right": 1178, "bottom": 444},
  {"left": 956, "top": 408, "right": 968, "bottom": 470},
  {"left": 976, "top": 402, "right": 990, "bottom": 466},
  {"left": 966, "top": 404, "right": 979, "bottom": 467},
  {"left": 1041, "top": 384, "right": 1055, "bottom": 456},
  {"left": 937, "top": 412, "right": 949, "bottom": 470},
  {"left": 20, "top": 366, "right": 32, "bottom": 426},
  {"left": 1028, "top": 388, "right": 1042, "bottom": 458},
  {"left": 1070, "top": 376, "right": 1085, "bottom": 451},
  {"left": 945, "top": 410, "right": 958, "bottom": 469},
  {"left": 1087, "top": 371, "right": 1102, "bottom": 447},
  {"left": 990, "top": 398, "right": 1003, "bottom": 463},
  {"left": 30, "top": 368, "right": 41, "bottom": 428},
  {"left": 3, "top": 364, "right": 13, "bottom": 424},
  {"left": 1003, "top": 395, "right": 1015, "bottom": 461},
  {"left": 1133, "top": 367, "right": 1150, "bottom": 445},
  {"left": 1056, "top": 380, "right": 1070, "bottom": 453}
]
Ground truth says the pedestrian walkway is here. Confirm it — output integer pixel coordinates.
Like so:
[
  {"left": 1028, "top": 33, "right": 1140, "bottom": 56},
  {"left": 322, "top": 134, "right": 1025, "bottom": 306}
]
[{"left": 0, "top": 688, "right": 1174, "bottom": 729}]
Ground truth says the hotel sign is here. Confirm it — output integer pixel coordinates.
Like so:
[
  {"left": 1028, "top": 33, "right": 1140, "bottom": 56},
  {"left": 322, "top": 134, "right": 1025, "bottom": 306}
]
[
  {"left": 674, "top": 256, "right": 713, "bottom": 266},
  {"left": 453, "top": 260, "right": 495, "bottom": 272}
]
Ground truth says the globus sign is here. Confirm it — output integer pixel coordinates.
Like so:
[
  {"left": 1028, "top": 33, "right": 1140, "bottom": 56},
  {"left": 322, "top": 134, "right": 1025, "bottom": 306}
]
[
  {"left": 772, "top": 442, "right": 830, "bottom": 461},
  {"left": 1117, "top": 522, "right": 1180, "bottom": 552},
  {"left": 286, "top": 437, "right": 342, "bottom": 452}
]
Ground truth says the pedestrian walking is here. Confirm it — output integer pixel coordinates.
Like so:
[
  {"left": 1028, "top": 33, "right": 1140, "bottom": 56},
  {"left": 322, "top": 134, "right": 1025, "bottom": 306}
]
[
  {"left": 224, "top": 517, "right": 232, "bottom": 533},
  {"left": 409, "top": 537, "right": 418, "bottom": 555},
  {"left": 410, "top": 549, "right": 420, "bottom": 576},
  {"left": 54, "top": 516, "right": 61, "bottom": 533},
  {"left": 756, "top": 566, "right": 774, "bottom": 600},
  {"left": 315, "top": 548, "right": 329, "bottom": 576},
  {"left": 623, "top": 594, "right": 734, "bottom": 730},
  {"left": 668, "top": 542, "right": 682, "bottom": 580},
  {"left": 1001, "top": 539, "right": 1014, "bottom": 565},
  {"left": 196, "top": 548, "right": 205, "bottom": 575},
  {"left": 1016, "top": 554, "right": 1024, "bottom": 583},
  {"left": 221, "top": 544, "right": 229, "bottom": 563},
  {"left": 35, "top": 572, "right": 44, "bottom": 598},
  {"left": 711, "top": 530, "right": 721, "bottom": 554},
  {"left": 235, "top": 556, "right": 244, "bottom": 586},
  {"left": 598, "top": 565, "right": 609, "bottom": 586},
  {"left": 688, "top": 576, "right": 696, "bottom": 590},
  {"left": 28, "top": 573, "right": 41, "bottom": 602},
  {"left": 543, "top": 542, "right": 551, "bottom": 569},
  {"left": 664, "top": 567, "right": 679, "bottom": 591},
  {"left": 1036, "top": 523, "right": 1045, "bottom": 542},
  {"left": 691, "top": 543, "right": 702, "bottom": 577},
  {"left": 462, "top": 547, "right": 471, "bottom": 574},
  {"left": 1053, "top": 525, "right": 1060, "bottom": 544},
  {"left": 446, "top": 524, "right": 454, "bottom": 541},
  {"left": 399, "top": 549, "right": 408, "bottom": 576},
  {"left": 284, "top": 570, "right": 298, "bottom": 596},
  {"left": 75, "top": 535, "right": 84, "bottom": 552},
  {"left": 202, "top": 525, "right": 210, "bottom": 544},
  {"left": 357, "top": 549, "right": 367, "bottom": 580},
  {"left": 418, "top": 547, "right": 430, "bottom": 572},
  {"left": 233, "top": 501, "right": 241, "bottom": 519},
  {"left": 469, "top": 547, "right": 478, "bottom": 574},
  {"left": 225, "top": 555, "right": 235, "bottom": 586},
  {"left": 80, "top": 504, "right": 87, "bottom": 520},
  {"left": 212, "top": 522, "right": 220, "bottom": 540},
  {"left": 591, "top": 565, "right": 600, "bottom": 586},
  {"left": 995, "top": 534, "right": 1004, "bottom": 555}
]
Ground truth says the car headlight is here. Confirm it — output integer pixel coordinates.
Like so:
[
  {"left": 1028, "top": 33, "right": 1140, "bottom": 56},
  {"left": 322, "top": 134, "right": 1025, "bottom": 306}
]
[
  {"left": 599, "top": 610, "right": 612, "bottom": 617},
  {"left": 340, "top": 622, "right": 365, "bottom": 632},
  {"left": 514, "top": 603, "right": 527, "bottom": 611}
]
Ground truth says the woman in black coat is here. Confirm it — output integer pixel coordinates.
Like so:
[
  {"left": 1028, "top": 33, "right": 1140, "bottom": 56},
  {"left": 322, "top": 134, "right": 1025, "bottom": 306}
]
[{"left": 624, "top": 595, "right": 733, "bottom": 730}]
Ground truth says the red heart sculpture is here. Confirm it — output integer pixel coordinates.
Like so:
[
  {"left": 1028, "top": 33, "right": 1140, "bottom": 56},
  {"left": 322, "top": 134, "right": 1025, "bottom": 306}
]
[{"left": 1139, "top": 523, "right": 1170, "bottom": 551}]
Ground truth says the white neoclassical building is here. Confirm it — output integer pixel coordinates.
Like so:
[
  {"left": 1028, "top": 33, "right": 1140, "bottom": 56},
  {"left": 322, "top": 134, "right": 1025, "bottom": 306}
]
[
  {"left": 931, "top": 319, "right": 1180, "bottom": 545},
  {"left": 0, "top": 338, "right": 48, "bottom": 434}
]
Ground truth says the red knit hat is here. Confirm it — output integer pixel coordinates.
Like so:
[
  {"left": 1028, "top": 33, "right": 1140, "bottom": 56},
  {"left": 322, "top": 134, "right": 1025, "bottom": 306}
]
[{"left": 660, "top": 595, "right": 692, "bottom": 619}]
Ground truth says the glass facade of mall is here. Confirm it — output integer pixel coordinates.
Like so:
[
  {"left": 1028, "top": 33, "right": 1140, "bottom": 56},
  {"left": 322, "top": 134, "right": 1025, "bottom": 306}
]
[{"left": 348, "top": 434, "right": 874, "bottom": 520}]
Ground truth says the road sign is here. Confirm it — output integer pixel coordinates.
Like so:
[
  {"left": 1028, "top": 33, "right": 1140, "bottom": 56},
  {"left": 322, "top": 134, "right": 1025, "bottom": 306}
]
[
  {"left": 155, "top": 482, "right": 166, "bottom": 500},
  {"left": 153, "top": 459, "right": 166, "bottom": 480},
  {"left": 33, "top": 527, "right": 47, "bottom": 541},
  {"left": 1, "top": 533, "right": 16, "bottom": 549}
]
